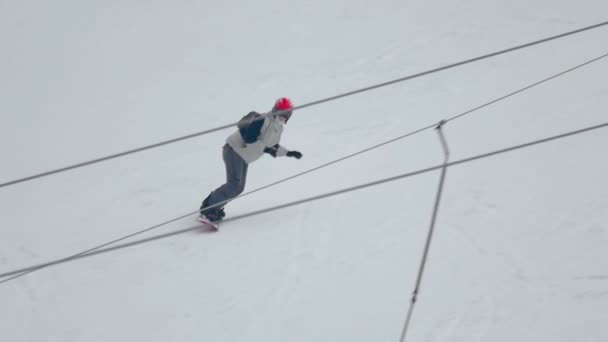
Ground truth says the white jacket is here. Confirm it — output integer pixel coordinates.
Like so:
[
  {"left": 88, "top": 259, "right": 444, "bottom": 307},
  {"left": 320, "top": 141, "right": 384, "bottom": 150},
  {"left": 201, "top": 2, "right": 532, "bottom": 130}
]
[{"left": 226, "top": 114, "right": 289, "bottom": 164}]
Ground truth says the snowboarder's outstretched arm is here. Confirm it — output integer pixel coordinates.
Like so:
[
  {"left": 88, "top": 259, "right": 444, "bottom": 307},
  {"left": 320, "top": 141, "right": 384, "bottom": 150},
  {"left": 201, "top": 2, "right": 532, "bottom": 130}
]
[{"left": 264, "top": 144, "right": 302, "bottom": 159}]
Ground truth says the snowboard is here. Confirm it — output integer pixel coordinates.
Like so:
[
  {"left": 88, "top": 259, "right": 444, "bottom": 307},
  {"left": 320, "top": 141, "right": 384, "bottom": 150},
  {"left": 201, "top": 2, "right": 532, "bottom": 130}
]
[{"left": 196, "top": 216, "right": 219, "bottom": 231}]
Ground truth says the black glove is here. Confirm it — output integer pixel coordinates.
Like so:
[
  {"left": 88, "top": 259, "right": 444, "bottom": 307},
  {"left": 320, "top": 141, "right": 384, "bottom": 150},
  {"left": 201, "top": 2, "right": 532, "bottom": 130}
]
[
  {"left": 264, "top": 146, "right": 277, "bottom": 157},
  {"left": 286, "top": 150, "right": 303, "bottom": 159}
]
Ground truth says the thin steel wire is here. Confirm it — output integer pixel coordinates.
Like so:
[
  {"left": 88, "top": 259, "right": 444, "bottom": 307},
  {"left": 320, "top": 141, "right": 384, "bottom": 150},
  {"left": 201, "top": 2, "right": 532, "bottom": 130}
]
[
  {"left": 400, "top": 122, "right": 450, "bottom": 342},
  {"left": 2, "top": 50, "right": 607, "bottom": 283},
  {"left": 2, "top": 20, "right": 607, "bottom": 188},
  {"left": 2, "top": 120, "right": 607, "bottom": 283}
]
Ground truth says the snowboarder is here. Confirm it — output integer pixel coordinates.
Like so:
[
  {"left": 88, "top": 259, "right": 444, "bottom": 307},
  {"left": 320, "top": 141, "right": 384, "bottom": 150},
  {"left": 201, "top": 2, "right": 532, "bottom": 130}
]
[{"left": 199, "top": 97, "right": 303, "bottom": 223}]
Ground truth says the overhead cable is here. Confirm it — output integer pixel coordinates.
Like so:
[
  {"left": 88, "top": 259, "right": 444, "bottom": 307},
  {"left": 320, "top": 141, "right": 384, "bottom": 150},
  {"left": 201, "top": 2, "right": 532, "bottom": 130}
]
[
  {"left": 2, "top": 120, "right": 607, "bottom": 284},
  {"left": 1, "top": 20, "right": 607, "bottom": 189},
  {"left": 400, "top": 122, "right": 451, "bottom": 342},
  {"left": 2, "top": 50, "right": 607, "bottom": 283}
]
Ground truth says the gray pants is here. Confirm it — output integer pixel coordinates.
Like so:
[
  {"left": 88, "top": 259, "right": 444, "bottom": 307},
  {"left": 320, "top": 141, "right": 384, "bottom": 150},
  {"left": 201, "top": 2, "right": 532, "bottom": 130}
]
[{"left": 203, "top": 144, "right": 248, "bottom": 212}]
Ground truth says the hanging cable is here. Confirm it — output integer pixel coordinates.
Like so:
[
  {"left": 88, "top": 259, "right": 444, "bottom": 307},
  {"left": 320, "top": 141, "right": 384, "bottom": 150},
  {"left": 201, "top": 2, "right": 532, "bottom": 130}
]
[
  {"left": 400, "top": 121, "right": 450, "bottom": 342},
  {"left": 2, "top": 50, "right": 606, "bottom": 282},
  {"left": 446, "top": 51, "right": 608, "bottom": 123},
  {"left": 1, "top": 20, "right": 607, "bottom": 189},
  {"left": 2, "top": 120, "right": 607, "bottom": 284}
]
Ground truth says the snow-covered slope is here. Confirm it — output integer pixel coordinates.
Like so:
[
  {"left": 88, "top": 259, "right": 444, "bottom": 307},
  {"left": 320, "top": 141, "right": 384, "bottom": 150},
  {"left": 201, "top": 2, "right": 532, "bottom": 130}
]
[{"left": 1, "top": 1, "right": 607, "bottom": 341}]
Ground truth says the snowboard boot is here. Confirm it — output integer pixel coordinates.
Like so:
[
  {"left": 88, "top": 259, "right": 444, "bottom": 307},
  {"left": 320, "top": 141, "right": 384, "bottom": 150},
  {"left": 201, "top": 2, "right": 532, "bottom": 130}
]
[
  {"left": 200, "top": 194, "right": 225, "bottom": 222},
  {"left": 206, "top": 207, "right": 225, "bottom": 222}
]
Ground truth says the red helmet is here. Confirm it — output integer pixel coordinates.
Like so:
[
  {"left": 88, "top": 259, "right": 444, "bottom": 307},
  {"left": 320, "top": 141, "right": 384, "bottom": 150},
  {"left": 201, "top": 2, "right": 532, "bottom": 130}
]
[
  {"left": 272, "top": 97, "right": 294, "bottom": 122},
  {"left": 274, "top": 97, "right": 293, "bottom": 110}
]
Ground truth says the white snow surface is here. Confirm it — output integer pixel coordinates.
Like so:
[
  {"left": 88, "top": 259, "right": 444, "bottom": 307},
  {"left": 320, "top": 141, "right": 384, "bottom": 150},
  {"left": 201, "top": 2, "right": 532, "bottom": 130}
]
[{"left": 1, "top": 1, "right": 608, "bottom": 341}]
